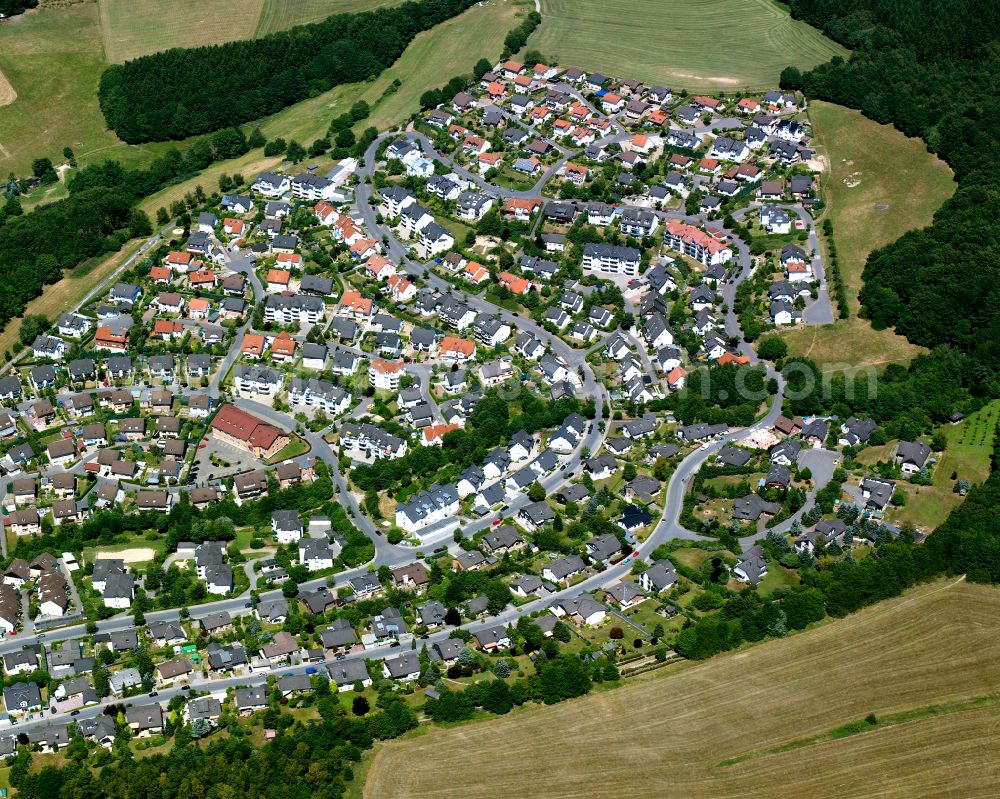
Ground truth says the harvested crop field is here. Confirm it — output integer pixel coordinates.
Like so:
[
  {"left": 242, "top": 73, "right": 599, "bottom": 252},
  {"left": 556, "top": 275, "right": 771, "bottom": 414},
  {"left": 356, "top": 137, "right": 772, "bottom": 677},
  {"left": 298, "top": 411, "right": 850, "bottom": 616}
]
[
  {"left": 365, "top": 578, "right": 1000, "bottom": 799},
  {"left": 253, "top": 0, "right": 400, "bottom": 37},
  {"left": 98, "top": 0, "right": 264, "bottom": 63}
]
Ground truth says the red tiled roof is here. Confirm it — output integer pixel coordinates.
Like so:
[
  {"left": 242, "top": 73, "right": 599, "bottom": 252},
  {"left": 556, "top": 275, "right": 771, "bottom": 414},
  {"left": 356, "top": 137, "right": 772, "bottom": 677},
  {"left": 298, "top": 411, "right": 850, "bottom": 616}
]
[{"left": 211, "top": 404, "right": 284, "bottom": 450}]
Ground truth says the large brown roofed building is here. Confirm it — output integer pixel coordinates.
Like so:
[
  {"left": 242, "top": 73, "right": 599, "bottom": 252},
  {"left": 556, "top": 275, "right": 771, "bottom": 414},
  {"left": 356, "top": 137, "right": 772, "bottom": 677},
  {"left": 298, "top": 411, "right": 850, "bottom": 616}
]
[{"left": 210, "top": 404, "right": 289, "bottom": 459}]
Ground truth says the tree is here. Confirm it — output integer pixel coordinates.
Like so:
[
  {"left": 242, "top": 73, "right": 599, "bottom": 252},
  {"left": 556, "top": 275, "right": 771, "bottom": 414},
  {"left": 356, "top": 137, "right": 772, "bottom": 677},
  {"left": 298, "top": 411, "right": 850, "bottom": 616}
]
[
  {"left": 92, "top": 665, "right": 110, "bottom": 698},
  {"left": 248, "top": 127, "right": 266, "bottom": 148},
  {"left": 309, "top": 137, "right": 330, "bottom": 156},
  {"left": 334, "top": 128, "right": 356, "bottom": 149},
  {"left": 653, "top": 456, "right": 670, "bottom": 481},
  {"left": 286, "top": 140, "right": 306, "bottom": 162},
  {"left": 493, "top": 658, "right": 510, "bottom": 678},
  {"left": 757, "top": 335, "right": 788, "bottom": 361},
  {"left": 189, "top": 717, "right": 211, "bottom": 739},
  {"left": 622, "top": 462, "right": 637, "bottom": 481},
  {"left": 264, "top": 137, "right": 287, "bottom": 157},
  {"left": 32, "top": 157, "right": 57, "bottom": 184},
  {"left": 779, "top": 65, "right": 803, "bottom": 90},
  {"left": 18, "top": 314, "right": 49, "bottom": 346},
  {"left": 609, "top": 626, "right": 624, "bottom": 640},
  {"left": 211, "top": 127, "right": 248, "bottom": 159},
  {"left": 479, "top": 678, "right": 513, "bottom": 715},
  {"left": 457, "top": 646, "right": 475, "bottom": 667},
  {"left": 527, "top": 482, "right": 546, "bottom": 502},
  {"left": 766, "top": 529, "right": 790, "bottom": 552},
  {"left": 156, "top": 206, "right": 170, "bottom": 226},
  {"left": 352, "top": 695, "right": 370, "bottom": 716},
  {"left": 427, "top": 688, "right": 473, "bottom": 722},
  {"left": 419, "top": 89, "right": 442, "bottom": 109},
  {"left": 473, "top": 58, "right": 492, "bottom": 79}
]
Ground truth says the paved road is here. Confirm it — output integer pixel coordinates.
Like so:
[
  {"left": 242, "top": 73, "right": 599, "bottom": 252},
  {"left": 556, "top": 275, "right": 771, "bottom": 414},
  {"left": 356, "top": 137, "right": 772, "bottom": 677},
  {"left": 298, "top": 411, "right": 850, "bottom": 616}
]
[{"left": 732, "top": 203, "right": 832, "bottom": 326}]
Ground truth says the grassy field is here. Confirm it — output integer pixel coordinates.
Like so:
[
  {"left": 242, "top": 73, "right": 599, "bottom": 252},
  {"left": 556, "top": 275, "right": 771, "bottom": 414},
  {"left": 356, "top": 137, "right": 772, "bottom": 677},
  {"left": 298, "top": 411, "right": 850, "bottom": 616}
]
[
  {"left": 253, "top": 0, "right": 399, "bottom": 36},
  {"left": 0, "top": 0, "right": 513, "bottom": 178},
  {"left": 364, "top": 578, "right": 1000, "bottom": 799},
  {"left": 781, "top": 101, "right": 956, "bottom": 369},
  {"left": 99, "top": 0, "right": 264, "bottom": 63},
  {"left": 0, "top": 3, "right": 121, "bottom": 176},
  {"left": 0, "top": 67, "right": 15, "bottom": 106},
  {"left": 527, "top": 0, "right": 848, "bottom": 91}
]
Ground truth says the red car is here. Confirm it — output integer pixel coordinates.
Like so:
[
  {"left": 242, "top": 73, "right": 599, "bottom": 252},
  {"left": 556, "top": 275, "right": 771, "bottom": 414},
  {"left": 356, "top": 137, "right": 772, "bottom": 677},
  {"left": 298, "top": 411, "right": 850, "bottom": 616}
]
[{"left": 492, "top": 519, "right": 502, "bottom": 526}]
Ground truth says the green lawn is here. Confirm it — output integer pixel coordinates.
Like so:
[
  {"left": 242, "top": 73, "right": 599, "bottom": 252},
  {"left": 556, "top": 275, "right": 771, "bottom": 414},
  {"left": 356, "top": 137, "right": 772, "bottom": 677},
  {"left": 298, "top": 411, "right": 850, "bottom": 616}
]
[
  {"left": 781, "top": 101, "right": 956, "bottom": 369},
  {"left": 528, "top": 0, "right": 848, "bottom": 91},
  {"left": 0, "top": 3, "right": 120, "bottom": 177},
  {"left": 757, "top": 560, "right": 800, "bottom": 597},
  {"left": 265, "top": 433, "right": 312, "bottom": 465},
  {"left": 850, "top": 403, "right": 997, "bottom": 532}
]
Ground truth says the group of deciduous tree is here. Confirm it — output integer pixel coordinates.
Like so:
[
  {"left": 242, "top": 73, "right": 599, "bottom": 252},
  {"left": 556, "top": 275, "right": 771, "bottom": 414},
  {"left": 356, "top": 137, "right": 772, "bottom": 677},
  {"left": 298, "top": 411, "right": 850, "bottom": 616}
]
[{"left": 99, "top": 0, "right": 481, "bottom": 143}]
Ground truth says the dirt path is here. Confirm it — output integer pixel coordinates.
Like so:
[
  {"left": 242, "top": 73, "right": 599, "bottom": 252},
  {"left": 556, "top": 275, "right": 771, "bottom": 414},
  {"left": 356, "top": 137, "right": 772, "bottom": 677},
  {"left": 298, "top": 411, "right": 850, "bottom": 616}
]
[{"left": 0, "top": 69, "right": 16, "bottom": 107}]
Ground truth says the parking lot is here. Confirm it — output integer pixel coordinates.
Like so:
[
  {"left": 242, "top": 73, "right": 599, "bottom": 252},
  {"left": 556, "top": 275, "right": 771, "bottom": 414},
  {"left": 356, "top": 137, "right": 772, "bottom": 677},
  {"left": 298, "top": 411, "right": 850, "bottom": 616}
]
[{"left": 189, "top": 434, "right": 261, "bottom": 483}]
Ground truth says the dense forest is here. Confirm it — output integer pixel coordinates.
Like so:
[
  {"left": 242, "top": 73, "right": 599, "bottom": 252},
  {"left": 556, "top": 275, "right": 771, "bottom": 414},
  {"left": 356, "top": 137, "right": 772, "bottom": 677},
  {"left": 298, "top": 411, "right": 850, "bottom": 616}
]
[
  {"left": 782, "top": 0, "right": 1000, "bottom": 373},
  {"left": 99, "top": 0, "right": 480, "bottom": 142},
  {"left": 0, "top": 0, "right": 36, "bottom": 17},
  {"left": 0, "top": 188, "right": 143, "bottom": 331}
]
